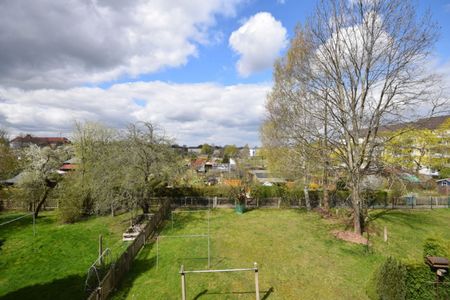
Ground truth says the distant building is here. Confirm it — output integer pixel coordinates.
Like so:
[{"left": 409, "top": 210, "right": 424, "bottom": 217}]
[
  {"left": 436, "top": 178, "right": 450, "bottom": 187},
  {"left": 10, "top": 134, "right": 70, "bottom": 149},
  {"left": 248, "top": 169, "right": 286, "bottom": 186},
  {"left": 249, "top": 147, "right": 258, "bottom": 157},
  {"left": 436, "top": 178, "right": 450, "bottom": 194},
  {"left": 187, "top": 146, "right": 202, "bottom": 154},
  {"left": 58, "top": 157, "right": 80, "bottom": 174}
]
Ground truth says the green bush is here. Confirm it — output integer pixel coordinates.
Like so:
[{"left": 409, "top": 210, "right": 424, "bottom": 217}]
[
  {"left": 404, "top": 263, "right": 436, "bottom": 300},
  {"left": 364, "top": 190, "right": 388, "bottom": 207},
  {"left": 250, "top": 185, "right": 283, "bottom": 199},
  {"left": 438, "top": 167, "right": 450, "bottom": 179},
  {"left": 375, "top": 257, "right": 407, "bottom": 300},
  {"left": 423, "top": 237, "right": 450, "bottom": 258},
  {"left": 330, "top": 190, "right": 351, "bottom": 207},
  {"left": 57, "top": 179, "right": 85, "bottom": 223},
  {"left": 370, "top": 239, "right": 450, "bottom": 300}
]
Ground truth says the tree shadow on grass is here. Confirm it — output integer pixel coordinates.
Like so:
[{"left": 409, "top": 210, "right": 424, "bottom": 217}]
[
  {"left": 0, "top": 213, "right": 54, "bottom": 233},
  {"left": 111, "top": 247, "right": 157, "bottom": 299},
  {"left": 0, "top": 274, "right": 85, "bottom": 300},
  {"left": 373, "top": 209, "right": 438, "bottom": 231},
  {"left": 165, "top": 210, "right": 211, "bottom": 234},
  {"left": 193, "top": 287, "right": 274, "bottom": 299}
]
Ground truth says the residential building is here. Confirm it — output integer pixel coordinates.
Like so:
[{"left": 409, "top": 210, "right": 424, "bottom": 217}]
[{"left": 10, "top": 134, "right": 70, "bottom": 149}]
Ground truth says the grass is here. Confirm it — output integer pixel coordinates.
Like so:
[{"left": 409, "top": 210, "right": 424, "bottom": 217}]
[
  {"left": 113, "top": 208, "right": 450, "bottom": 300},
  {"left": 0, "top": 210, "right": 132, "bottom": 300}
]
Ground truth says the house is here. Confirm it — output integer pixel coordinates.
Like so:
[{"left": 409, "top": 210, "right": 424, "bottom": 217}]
[
  {"left": 58, "top": 157, "right": 80, "bottom": 174},
  {"left": 190, "top": 158, "right": 208, "bottom": 172},
  {"left": 381, "top": 115, "right": 450, "bottom": 176},
  {"left": 10, "top": 134, "right": 70, "bottom": 149},
  {"left": 249, "top": 147, "right": 258, "bottom": 157},
  {"left": 436, "top": 178, "right": 450, "bottom": 194},
  {"left": 436, "top": 178, "right": 450, "bottom": 187},
  {"left": 248, "top": 169, "right": 286, "bottom": 186},
  {"left": 0, "top": 172, "right": 26, "bottom": 186},
  {"left": 187, "top": 146, "right": 202, "bottom": 154}
]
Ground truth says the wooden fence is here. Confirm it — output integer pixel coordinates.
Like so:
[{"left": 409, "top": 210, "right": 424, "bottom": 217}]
[{"left": 86, "top": 198, "right": 171, "bottom": 300}]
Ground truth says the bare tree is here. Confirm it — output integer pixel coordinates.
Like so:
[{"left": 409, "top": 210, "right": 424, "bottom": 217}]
[
  {"left": 264, "top": 0, "right": 445, "bottom": 234},
  {"left": 262, "top": 26, "right": 329, "bottom": 211},
  {"left": 124, "top": 122, "right": 176, "bottom": 214}
]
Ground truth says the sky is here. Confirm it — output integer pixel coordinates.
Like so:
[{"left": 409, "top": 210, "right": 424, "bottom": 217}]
[{"left": 0, "top": 0, "right": 449, "bottom": 147}]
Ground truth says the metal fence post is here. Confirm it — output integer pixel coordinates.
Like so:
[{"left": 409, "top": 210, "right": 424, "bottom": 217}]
[
  {"left": 181, "top": 265, "right": 187, "bottom": 300},
  {"left": 254, "top": 262, "right": 260, "bottom": 300},
  {"left": 156, "top": 236, "right": 159, "bottom": 269}
]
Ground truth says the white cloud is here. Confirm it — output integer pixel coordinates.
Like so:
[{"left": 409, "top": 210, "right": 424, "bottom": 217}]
[
  {"left": 0, "top": 0, "right": 242, "bottom": 89},
  {"left": 229, "top": 12, "right": 288, "bottom": 77},
  {"left": 0, "top": 82, "right": 270, "bottom": 146}
]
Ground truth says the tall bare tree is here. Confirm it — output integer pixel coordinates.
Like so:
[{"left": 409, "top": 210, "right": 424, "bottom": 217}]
[
  {"left": 263, "top": 0, "right": 445, "bottom": 234},
  {"left": 124, "top": 122, "right": 177, "bottom": 214}
]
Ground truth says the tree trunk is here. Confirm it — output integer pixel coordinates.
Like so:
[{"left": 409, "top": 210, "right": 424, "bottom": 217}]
[
  {"left": 322, "top": 94, "right": 330, "bottom": 211},
  {"left": 351, "top": 179, "right": 363, "bottom": 235},
  {"left": 34, "top": 187, "right": 50, "bottom": 218},
  {"left": 304, "top": 187, "right": 311, "bottom": 211},
  {"left": 323, "top": 188, "right": 329, "bottom": 211},
  {"left": 141, "top": 202, "right": 150, "bottom": 214}
]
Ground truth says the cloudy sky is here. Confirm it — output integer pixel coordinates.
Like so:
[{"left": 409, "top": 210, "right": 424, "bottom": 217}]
[{"left": 0, "top": 0, "right": 450, "bottom": 146}]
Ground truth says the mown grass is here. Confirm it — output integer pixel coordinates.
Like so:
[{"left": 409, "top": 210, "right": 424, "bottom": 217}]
[
  {"left": 0, "top": 210, "right": 132, "bottom": 300},
  {"left": 113, "top": 208, "right": 450, "bottom": 300}
]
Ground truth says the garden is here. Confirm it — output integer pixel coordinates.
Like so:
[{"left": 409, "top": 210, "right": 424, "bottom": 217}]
[{"left": 112, "top": 208, "right": 450, "bottom": 299}]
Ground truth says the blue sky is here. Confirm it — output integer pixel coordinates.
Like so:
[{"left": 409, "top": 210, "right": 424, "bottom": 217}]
[
  {"left": 102, "top": 0, "right": 450, "bottom": 87},
  {"left": 0, "top": 0, "right": 449, "bottom": 146}
]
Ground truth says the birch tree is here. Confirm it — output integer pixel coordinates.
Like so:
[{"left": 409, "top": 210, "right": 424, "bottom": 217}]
[{"left": 264, "top": 0, "right": 445, "bottom": 234}]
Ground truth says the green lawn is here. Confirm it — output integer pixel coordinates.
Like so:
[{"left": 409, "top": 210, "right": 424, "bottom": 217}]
[
  {"left": 0, "top": 210, "right": 132, "bottom": 300},
  {"left": 113, "top": 208, "right": 450, "bottom": 300}
]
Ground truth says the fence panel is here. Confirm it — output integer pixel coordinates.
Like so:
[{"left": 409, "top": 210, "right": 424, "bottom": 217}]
[{"left": 86, "top": 198, "right": 171, "bottom": 300}]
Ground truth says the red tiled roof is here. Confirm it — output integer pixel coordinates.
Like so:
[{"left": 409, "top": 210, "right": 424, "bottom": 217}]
[
  {"left": 59, "top": 164, "right": 78, "bottom": 171},
  {"left": 379, "top": 115, "right": 449, "bottom": 132},
  {"left": 191, "top": 158, "right": 207, "bottom": 168},
  {"left": 11, "top": 135, "right": 70, "bottom": 145}
]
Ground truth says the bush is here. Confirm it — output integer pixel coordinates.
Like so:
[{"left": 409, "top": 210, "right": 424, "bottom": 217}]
[
  {"left": 56, "top": 176, "right": 86, "bottom": 223},
  {"left": 404, "top": 262, "right": 449, "bottom": 300},
  {"left": 423, "top": 237, "right": 450, "bottom": 258},
  {"left": 250, "top": 185, "right": 283, "bottom": 199},
  {"left": 364, "top": 190, "right": 388, "bottom": 207},
  {"left": 375, "top": 257, "right": 407, "bottom": 300},
  {"left": 404, "top": 263, "right": 436, "bottom": 300},
  {"left": 330, "top": 190, "right": 351, "bottom": 207},
  {"left": 370, "top": 239, "right": 450, "bottom": 300}
]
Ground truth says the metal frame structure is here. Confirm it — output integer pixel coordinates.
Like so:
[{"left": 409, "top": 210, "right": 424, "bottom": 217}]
[
  {"left": 179, "top": 262, "right": 260, "bottom": 300},
  {"left": 84, "top": 248, "right": 112, "bottom": 293}
]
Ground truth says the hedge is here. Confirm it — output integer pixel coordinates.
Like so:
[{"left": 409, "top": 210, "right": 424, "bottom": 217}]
[{"left": 369, "top": 238, "right": 450, "bottom": 300}]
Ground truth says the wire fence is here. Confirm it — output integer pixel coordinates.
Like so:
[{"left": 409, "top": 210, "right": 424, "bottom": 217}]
[
  {"left": 86, "top": 198, "right": 171, "bottom": 300},
  {"left": 169, "top": 195, "right": 450, "bottom": 210}
]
